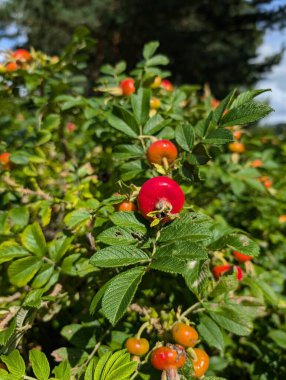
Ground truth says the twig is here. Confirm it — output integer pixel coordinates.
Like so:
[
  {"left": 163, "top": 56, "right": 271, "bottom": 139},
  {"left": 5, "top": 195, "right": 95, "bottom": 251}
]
[{"left": 2, "top": 176, "right": 53, "bottom": 200}]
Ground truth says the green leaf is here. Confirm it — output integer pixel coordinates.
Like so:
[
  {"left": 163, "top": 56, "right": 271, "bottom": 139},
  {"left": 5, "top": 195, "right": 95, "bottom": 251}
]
[
  {"left": 31, "top": 263, "right": 54, "bottom": 288},
  {"left": 220, "top": 234, "right": 259, "bottom": 257},
  {"left": 268, "top": 329, "right": 286, "bottom": 349},
  {"left": 10, "top": 151, "right": 30, "bottom": 165},
  {"left": 21, "top": 222, "right": 47, "bottom": 256},
  {"left": 146, "top": 54, "right": 169, "bottom": 66},
  {"left": 113, "top": 106, "right": 139, "bottom": 133},
  {"left": 150, "top": 253, "right": 186, "bottom": 274},
  {"left": 110, "top": 212, "right": 147, "bottom": 234},
  {"left": 23, "top": 289, "right": 44, "bottom": 308},
  {"left": 64, "top": 209, "right": 91, "bottom": 229},
  {"left": 0, "top": 318, "right": 16, "bottom": 346},
  {"left": 143, "top": 114, "right": 167, "bottom": 135},
  {"left": 175, "top": 124, "right": 195, "bottom": 152},
  {"left": 48, "top": 236, "right": 73, "bottom": 262},
  {"left": 90, "top": 280, "right": 113, "bottom": 315},
  {"left": 221, "top": 101, "right": 273, "bottom": 127},
  {"left": 94, "top": 350, "right": 137, "bottom": 380},
  {"left": 93, "top": 352, "right": 112, "bottom": 380},
  {"left": 53, "top": 361, "right": 71, "bottom": 380},
  {"left": 212, "top": 90, "right": 236, "bottom": 124},
  {"left": 61, "top": 324, "right": 96, "bottom": 349},
  {"left": 42, "top": 114, "right": 61, "bottom": 130},
  {"left": 204, "top": 128, "right": 234, "bottom": 144},
  {"left": 90, "top": 246, "right": 149, "bottom": 268},
  {"left": 209, "top": 305, "right": 253, "bottom": 336},
  {"left": 0, "top": 241, "right": 29, "bottom": 264},
  {"left": 29, "top": 349, "right": 50, "bottom": 380},
  {"left": 8, "top": 206, "right": 29, "bottom": 231},
  {"left": 107, "top": 113, "right": 138, "bottom": 138},
  {"left": 183, "top": 260, "right": 210, "bottom": 297},
  {"left": 8, "top": 256, "right": 42, "bottom": 287},
  {"left": 143, "top": 41, "right": 159, "bottom": 60},
  {"left": 159, "top": 213, "right": 212, "bottom": 243},
  {"left": 231, "top": 89, "right": 271, "bottom": 108},
  {"left": 131, "top": 88, "right": 151, "bottom": 125},
  {"left": 84, "top": 358, "right": 97, "bottom": 380},
  {"left": 1, "top": 350, "right": 25, "bottom": 378},
  {"left": 97, "top": 227, "right": 142, "bottom": 246},
  {"left": 102, "top": 267, "right": 145, "bottom": 325},
  {"left": 198, "top": 315, "right": 224, "bottom": 351},
  {"left": 113, "top": 145, "right": 144, "bottom": 160},
  {"left": 51, "top": 347, "right": 88, "bottom": 367},
  {"left": 157, "top": 241, "right": 208, "bottom": 260},
  {"left": 210, "top": 273, "right": 238, "bottom": 298}
]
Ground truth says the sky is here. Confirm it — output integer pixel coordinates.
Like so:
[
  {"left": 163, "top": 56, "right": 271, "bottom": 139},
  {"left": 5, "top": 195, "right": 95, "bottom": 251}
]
[{"left": 0, "top": 1, "right": 286, "bottom": 125}]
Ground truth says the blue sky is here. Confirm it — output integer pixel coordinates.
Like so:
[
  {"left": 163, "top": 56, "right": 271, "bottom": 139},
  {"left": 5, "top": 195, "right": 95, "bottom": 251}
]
[{"left": 1, "top": 1, "right": 286, "bottom": 124}]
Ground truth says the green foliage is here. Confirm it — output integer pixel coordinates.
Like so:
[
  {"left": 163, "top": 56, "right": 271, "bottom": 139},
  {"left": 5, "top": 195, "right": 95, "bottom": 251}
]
[{"left": 0, "top": 36, "right": 285, "bottom": 380}]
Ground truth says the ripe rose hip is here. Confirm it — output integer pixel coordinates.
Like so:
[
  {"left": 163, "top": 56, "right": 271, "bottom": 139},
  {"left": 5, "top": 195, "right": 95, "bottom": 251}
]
[
  {"left": 12, "top": 49, "right": 31, "bottom": 62},
  {"left": 147, "top": 140, "right": 178, "bottom": 166},
  {"left": 137, "top": 176, "right": 185, "bottom": 220},
  {"left": 0, "top": 152, "right": 11, "bottom": 169},
  {"left": 233, "top": 251, "right": 253, "bottom": 263},
  {"left": 120, "top": 78, "right": 135, "bottom": 96},
  {"left": 191, "top": 348, "right": 210, "bottom": 378},
  {"left": 151, "top": 345, "right": 186, "bottom": 370},
  {"left": 66, "top": 122, "right": 76, "bottom": 132},
  {"left": 172, "top": 322, "right": 198, "bottom": 347},
  {"left": 278, "top": 215, "right": 286, "bottom": 223},
  {"left": 212, "top": 265, "right": 243, "bottom": 281},
  {"left": 6, "top": 62, "right": 19, "bottom": 72},
  {"left": 125, "top": 337, "right": 149, "bottom": 356},
  {"left": 161, "top": 79, "right": 174, "bottom": 92},
  {"left": 233, "top": 130, "right": 242, "bottom": 140},
  {"left": 228, "top": 142, "right": 245, "bottom": 153}
]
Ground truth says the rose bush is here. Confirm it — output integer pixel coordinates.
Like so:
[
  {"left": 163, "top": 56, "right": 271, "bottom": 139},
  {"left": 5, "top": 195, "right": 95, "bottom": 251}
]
[{"left": 0, "top": 29, "right": 285, "bottom": 379}]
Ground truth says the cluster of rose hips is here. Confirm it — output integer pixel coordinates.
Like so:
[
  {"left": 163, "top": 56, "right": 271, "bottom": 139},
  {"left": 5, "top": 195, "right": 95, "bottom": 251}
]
[
  {"left": 212, "top": 250, "right": 253, "bottom": 282},
  {"left": 4, "top": 49, "right": 32, "bottom": 72},
  {"left": 0, "top": 152, "right": 11, "bottom": 170},
  {"left": 125, "top": 322, "right": 209, "bottom": 379}
]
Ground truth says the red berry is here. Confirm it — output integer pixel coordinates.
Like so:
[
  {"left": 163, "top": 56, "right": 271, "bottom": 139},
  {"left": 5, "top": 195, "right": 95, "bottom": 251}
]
[
  {"left": 12, "top": 49, "right": 31, "bottom": 62},
  {"left": 66, "top": 122, "right": 76, "bottom": 132},
  {"left": 125, "top": 337, "right": 149, "bottom": 356},
  {"left": 0, "top": 152, "right": 11, "bottom": 170},
  {"left": 212, "top": 265, "right": 243, "bottom": 281},
  {"left": 147, "top": 140, "right": 178, "bottom": 166},
  {"left": 235, "top": 266, "right": 243, "bottom": 281},
  {"left": 120, "top": 78, "right": 136, "bottom": 96},
  {"left": 172, "top": 322, "right": 198, "bottom": 347},
  {"left": 228, "top": 142, "right": 245, "bottom": 153},
  {"left": 250, "top": 159, "right": 263, "bottom": 168},
  {"left": 192, "top": 348, "right": 209, "bottom": 378},
  {"left": 263, "top": 179, "right": 272, "bottom": 189},
  {"left": 233, "top": 131, "right": 242, "bottom": 140},
  {"left": 161, "top": 79, "right": 174, "bottom": 92},
  {"left": 137, "top": 176, "right": 185, "bottom": 220},
  {"left": 233, "top": 251, "right": 253, "bottom": 263},
  {"left": 151, "top": 345, "right": 186, "bottom": 370}
]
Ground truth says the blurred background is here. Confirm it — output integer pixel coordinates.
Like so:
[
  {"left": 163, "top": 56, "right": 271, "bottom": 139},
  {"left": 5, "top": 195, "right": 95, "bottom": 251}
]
[{"left": 0, "top": 0, "right": 286, "bottom": 125}]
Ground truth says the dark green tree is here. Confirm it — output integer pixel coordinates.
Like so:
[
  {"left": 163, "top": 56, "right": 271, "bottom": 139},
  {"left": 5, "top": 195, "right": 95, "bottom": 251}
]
[{"left": 1, "top": 0, "right": 285, "bottom": 96}]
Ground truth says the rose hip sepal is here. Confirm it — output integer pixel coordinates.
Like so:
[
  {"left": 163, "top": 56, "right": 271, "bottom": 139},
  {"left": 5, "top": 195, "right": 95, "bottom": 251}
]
[{"left": 137, "top": 176, "right": 185, "bottom": 221}]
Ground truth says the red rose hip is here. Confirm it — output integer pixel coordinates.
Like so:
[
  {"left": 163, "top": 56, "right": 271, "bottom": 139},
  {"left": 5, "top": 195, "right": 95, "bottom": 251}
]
[
  {"left": 137, "top": 176, "right": 185, "bottom": 220},
  {"left": 233, "top": 251, "right": 253, "bottom": 263},
  {"left": 161, "top": 79, "right": 174, "bottom": 92},
  {"left": 147, "top": 140, "right": 178, "bottom": 166},
  {"left": 12, "top": 49, "right": 31, "bottom": 62},
  {"left": 151, "top": 345, "right": 186, "bottom": 370},
  {"left": 120, "top": 78, "right": 136, "bottom": 96}
]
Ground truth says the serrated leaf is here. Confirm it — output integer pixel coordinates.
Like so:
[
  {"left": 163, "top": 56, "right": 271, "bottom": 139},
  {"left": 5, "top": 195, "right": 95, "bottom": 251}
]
[
  {"left": 113, "top": 145, "right": 144, "bottom": 160},
  {"left": 90, "top": 246, "right": 149, "bottom": 268},
  {"left": 31, "top": 263, "right": 54, "bottom": 288},
  {"left": 268, "top": 329, "right": 286, "bottom": 349},
  {"left": 107, "top": 113, "right": 138, "bottom": 138},
  {"left": 150, "top": 253, "right": 186, "bottom": 274},
  {"left": 143, "top": 114, "right": 167, "bottom": 135},
  {"left": 23, "top": 289, "right": 44, "bottom": 308},
  {"left": 143, "top": 41, "right": 159, "bottom": 60},
  {"left": 21, "top": 222, "right": 46, "bottom": 256},
  {"left": 0, "top": 241, "right": 29, "bottom": 264},
  {"left": 221, "top": 101, "right": 273, "bottom": 127},
  {"left": 64, "top": 209, "right": 91, "bottom": 229},
  {"left": 198, "top": 315, "right": 224, "bottom": 351},
  {"left": 159, "top": 213, "right": 212, "bottom": 243},
  {"left": 175, "top": 124, "right": 194, "bottom": 152},
  {"left": 84, "top": 358, "right": 97, "bottom": 380},
  {"left": 97, "top": 227, "right": 142, "bottom": 246},
  {"left": 209, "top": 306, "right": 253, "bottom": 336},
  {"left": 131, "top": 88, "right": 150, "bottom": 125},
  {"left": 94, "top": 352, "right": 112, "bottom": 380},
  {"left": 90, "top": 279, "right": 113, "bottom": 315},
  {"left": 157, "top": 241, "right": 208, "bottom": 260},
  {"left": 212, "top": 90, "right": 236, "bottom": 124},
  {"left": 110, "top": 212, "right": 147, "bottom": 233},
  {"left": 183, "top": 260, "right": 210, "bottom": 297},
  {"left": 231, "top": 89, "right": 271, "bottom": 108},
  {"left": 51, "top": 347, "right": 88, "bottom": 367},
  {"left": 204, "top": 128, "right": 234, "bottom": 144},
  {"left": 0, "top": 318, "right": 16, "bottom": 347},
  {"left": 29, "top": 349, "right": 50, "bottom": 380},
  {"left": 8, "top": 256, "right": 42, "bottom": 287},
  {"left": 1, "top": 350, "right": 25, "bottom": 378},
  {"left": 146, "top": 54, "right": 169, "bottom": 66},
  {"left": 210, "top": 273, "right": 238, "bottom": 298},
  {"left": 102, "top": 267, "right": 145, "bottom": 325},
  {"left": 48, "top": 236, "right": 73, "bottom": 262},
  {"left": 61, "top": 324, "right": 96, "bottom": 349},
  {"left": 113, "top": 106, "right": 139, "bottom": 133},
  {"left": 221, "top": 234, "right": 259, "bottom": 257}
]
